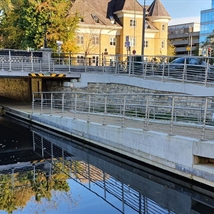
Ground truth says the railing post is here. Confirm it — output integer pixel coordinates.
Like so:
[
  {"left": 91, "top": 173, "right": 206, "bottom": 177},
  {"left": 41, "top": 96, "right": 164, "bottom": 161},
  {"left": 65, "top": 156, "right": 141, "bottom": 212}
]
[
  {"left": 169, "top": 97, "right": 175, "bottom": 135},
  {"left": 87, "top": 94, "right": 91, "bottom": 122},
  {"left": 62, "top": 93, "right": 65, "bottom": 115},
  {"left": 161, "top": 61, "right": 165, "bottom": 82},
  {"left": 144, "top": 96, "right": 149, "bottom": 129},
  {"left": 204, "top": 59, "right": 209, "bottom": 86},
  {"left": 50, "top": 93, "right": 53, "bottom": 115},
  {"left": 143, "top": 58, "right": 147, "bottom": 79},
  {"left": 128, "top": 55, "right": 132, "bottom": 76},
  {"left": 21, "top": 56, "right": 24, "bottom": 72},
  {"left": 9, "top": 50, "right": 12, "bottom": 72},
  {"left": 103, "top": 95, "right": 107, "bottom": 125},
  {"left": 84, "top": 56, "right": 87, "bottom": 73},
  {"left": 115, "top": 55, "right": 118, "bottom": 74},
  {"left": 39, "top": 58, "right": 42, "bottom": 72},
  {"left": 74, "top": 93, "right": 77, "bottom": 119},
  {"left": 31, "top": 52, "right": 34, "bottom": 72},
  {"left": 182, "top": 58, "right": 187, "bottom": 83},
  {"left": 201, "top": 97, "right": 208, "bottom": 140},
  {"left": 122, "top": 96, "right": 126, "bottom": 127},
  {"left": 40, "top": 93, "right": 43, "bottom": 114},
  {"left": 1, "top": 60, "right": 4, "bottom": 72}
]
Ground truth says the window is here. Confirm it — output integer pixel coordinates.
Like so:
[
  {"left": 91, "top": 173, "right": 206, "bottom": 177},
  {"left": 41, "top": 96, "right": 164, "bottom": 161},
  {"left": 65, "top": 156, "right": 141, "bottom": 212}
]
[
  {"left": 161, "top": 40, "right": 165, "bottom": 48},
  {"left": 162, "top": 24, "right": 165, "bottom": 31},
  {"left": 110, "top": 37, "right": 116, "bottom": 46},
  {"left": 92, "top": 36, "right": 99, "bottom": 45},
  {"left": 130, "top": 38, "right": 135, "bottom": 47},
  {"left": 130, "top": 19, "right": 136, "bottom": 27},
  {"left": 77, "top": 35, "right": 84, "bottom": 44},
  {"left": 144, "top": 40, "right": 148, "bottom": 47},
  {"left": 77, "top": 55, "right": 84, "bottom": 64}
]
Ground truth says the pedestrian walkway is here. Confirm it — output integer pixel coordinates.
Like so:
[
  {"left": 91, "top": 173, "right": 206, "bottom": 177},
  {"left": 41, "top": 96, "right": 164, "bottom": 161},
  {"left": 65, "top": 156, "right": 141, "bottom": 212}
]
[{"left": 1, "top": 96, "right": 213, "bottom": 142}]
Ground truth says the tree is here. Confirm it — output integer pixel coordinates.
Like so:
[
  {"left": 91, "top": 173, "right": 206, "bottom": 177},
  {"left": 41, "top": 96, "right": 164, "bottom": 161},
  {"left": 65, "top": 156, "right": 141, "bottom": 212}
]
[
  {"left": 0, "top": 0, "right": 80, "bottom": 51},
  {"left": 167, "top": 41, "right": 175, "bottom": 56}
]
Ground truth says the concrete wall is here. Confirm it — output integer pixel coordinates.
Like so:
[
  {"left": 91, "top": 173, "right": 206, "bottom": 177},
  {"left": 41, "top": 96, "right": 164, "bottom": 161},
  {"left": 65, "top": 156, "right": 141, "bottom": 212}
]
[
  {"left": 44, "top": 73, "right": 214, "bottom": 96},
  {"left": 29, "top": 112, "right": 214, "bottom": 186},
  {"left": 0, "top": 78, "right": 31, "bottom": 101}
]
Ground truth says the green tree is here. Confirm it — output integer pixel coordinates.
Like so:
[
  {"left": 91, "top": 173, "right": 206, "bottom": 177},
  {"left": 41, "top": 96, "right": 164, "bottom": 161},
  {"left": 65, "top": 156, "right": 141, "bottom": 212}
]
[{"left": 0, "top": 0, "right": 80, "bottom": 51}]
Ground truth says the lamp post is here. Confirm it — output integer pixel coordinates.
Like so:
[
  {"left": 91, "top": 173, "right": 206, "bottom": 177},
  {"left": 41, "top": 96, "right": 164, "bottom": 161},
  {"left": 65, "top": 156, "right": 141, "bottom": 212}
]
[{"left": 141, "top": 0, "right": 146, "bottom": 58}]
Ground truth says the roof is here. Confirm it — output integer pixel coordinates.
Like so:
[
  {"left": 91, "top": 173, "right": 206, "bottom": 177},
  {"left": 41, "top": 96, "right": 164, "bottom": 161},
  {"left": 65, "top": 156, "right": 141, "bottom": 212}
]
[
  {"left": 70, "top": 0, "right": 170, "bottom": 27},
  {"left": 70, "top": 0, "right": 144, "bottom": 27},
  {"left": 147, "top": 0, "right": 170, "bottom": 18},
  {"left": 113, "top": 0, "right": 143, "bottom": 12},
  {"left": 70, "top": 0, "right": 116, "bottom": 26}
]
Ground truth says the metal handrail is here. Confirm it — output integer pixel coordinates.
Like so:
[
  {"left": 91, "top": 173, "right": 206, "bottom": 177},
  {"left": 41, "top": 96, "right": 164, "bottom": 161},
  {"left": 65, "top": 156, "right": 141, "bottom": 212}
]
[{"left": 32, "top": 92, "right": 214, "bottom": 141}]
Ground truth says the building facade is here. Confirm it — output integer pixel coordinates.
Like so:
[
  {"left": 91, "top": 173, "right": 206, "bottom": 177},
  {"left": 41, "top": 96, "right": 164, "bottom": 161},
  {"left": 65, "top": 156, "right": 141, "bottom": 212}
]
[
  {"left": 70, "top": 0, "right": 171, "bottom": 64},
  {"left": 200, "top": 0, "right": 214, "bottom": 55},
  {"left": 168, "top": 22, "right": 200, "bottom": 56}
]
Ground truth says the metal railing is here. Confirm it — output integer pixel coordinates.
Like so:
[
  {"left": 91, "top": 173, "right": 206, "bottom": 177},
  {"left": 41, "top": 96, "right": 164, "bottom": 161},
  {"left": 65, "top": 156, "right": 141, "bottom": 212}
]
[
  {"left": 32, "top": 92, "right": 214, "bottom": 141},
  {"left": 1, "top": 51, "right": 214, "bottom": 86}
]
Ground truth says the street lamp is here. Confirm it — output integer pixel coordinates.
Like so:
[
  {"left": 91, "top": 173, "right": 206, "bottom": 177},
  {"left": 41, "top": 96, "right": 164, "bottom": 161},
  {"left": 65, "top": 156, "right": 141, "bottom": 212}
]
[{"left": 141, "top": 0, "right": 146, "bottom": 58}]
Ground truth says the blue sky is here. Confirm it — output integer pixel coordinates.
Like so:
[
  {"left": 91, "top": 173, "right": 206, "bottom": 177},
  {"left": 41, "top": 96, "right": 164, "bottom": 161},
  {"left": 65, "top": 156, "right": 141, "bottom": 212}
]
[{"left": 139, "top": 0, "right": 211, "bottom": 18}]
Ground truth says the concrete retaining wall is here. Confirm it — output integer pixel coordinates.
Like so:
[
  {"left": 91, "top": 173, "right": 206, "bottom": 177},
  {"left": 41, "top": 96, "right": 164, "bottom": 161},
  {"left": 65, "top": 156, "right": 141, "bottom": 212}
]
[{"left": 30, "top": 112, "right": 214, "bottom": 186}]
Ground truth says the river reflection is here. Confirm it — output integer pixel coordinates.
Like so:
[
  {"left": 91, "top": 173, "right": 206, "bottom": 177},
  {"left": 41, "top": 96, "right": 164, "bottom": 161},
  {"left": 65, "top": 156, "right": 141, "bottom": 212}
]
[{"left": 0, "top": 118, "right": 214, "bottom": 214}]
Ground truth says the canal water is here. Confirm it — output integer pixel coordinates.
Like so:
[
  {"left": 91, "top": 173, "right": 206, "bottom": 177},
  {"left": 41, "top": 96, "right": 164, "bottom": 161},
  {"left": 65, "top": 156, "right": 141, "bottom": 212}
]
[{"left": 0, "top": 117, "right": 214, "bottom": 214}]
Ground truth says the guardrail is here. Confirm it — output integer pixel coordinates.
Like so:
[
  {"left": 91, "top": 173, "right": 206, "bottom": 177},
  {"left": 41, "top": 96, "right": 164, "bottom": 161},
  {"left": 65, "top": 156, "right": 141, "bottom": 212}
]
[
  {"left": 1, "top": 52, "right": 214, "bottom": 85},
  {"left": 32, "top": 92, "right": 214, "bottom": 141}
]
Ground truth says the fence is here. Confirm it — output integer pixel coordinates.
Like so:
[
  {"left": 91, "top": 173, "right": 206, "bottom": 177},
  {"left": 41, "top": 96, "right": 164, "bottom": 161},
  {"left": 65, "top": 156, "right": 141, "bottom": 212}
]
[
  {"left": 1, "top": 50, "right": 214, "bottom": 86},
  {"left": 32, "top": 92, "right": 214, "bottom": 141}
]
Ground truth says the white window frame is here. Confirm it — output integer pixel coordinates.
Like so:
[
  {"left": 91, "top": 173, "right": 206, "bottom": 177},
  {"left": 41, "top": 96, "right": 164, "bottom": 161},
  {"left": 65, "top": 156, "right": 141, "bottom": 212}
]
[
  {"left": 77, "top": 35, "right": 84, "bottom": 44},
  {"left": 130, "top": 19, "right": 136, "bottom": 27},
  {"left": 130, "top": 38, "right": 136, "bottom": 47},
  {"left": 92, "top": 36, "right": 99, "bottom": 45},
  {"left": 110, "top": 37, "right": 116, "bottom": 46}
]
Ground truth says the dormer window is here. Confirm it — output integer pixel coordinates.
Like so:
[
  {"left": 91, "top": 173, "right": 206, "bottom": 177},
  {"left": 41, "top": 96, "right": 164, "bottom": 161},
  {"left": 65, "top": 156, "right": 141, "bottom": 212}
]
[{"left": 92, "top": 14, "right": 99, "bottom": 23}]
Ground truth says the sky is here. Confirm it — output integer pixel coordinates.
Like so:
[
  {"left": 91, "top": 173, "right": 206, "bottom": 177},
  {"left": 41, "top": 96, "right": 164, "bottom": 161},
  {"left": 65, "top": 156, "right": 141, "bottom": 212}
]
[{"left": 139, "top": 0, "right": 211, "bottom": 24}]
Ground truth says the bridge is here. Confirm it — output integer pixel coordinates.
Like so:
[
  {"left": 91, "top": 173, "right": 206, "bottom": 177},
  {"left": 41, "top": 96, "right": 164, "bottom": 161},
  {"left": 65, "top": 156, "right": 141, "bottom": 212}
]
[{"left": 1, "top": 50, "right": 214, "bottom": 187}]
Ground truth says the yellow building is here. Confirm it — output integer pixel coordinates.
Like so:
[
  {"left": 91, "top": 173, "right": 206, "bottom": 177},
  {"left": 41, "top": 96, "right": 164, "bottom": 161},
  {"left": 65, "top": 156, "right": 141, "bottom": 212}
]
[{"left": 70, "top": 0, "right": 171, "bottom": 64}]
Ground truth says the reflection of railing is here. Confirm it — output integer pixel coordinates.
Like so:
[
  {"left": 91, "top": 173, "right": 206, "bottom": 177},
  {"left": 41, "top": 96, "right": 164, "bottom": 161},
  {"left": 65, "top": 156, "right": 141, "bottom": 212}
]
[
  {"left": 33, "top": 131, "right": 175, "bottom": 214},
  {"left": 32, "top": 92, "right": 214, "bottom": 141}
]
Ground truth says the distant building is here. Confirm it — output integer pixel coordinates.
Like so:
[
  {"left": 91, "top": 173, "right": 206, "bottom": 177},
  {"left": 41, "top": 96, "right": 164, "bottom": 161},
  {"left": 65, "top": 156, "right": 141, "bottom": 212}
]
[
  {"left": 200, "top": 0, "right": 214, "bottom": 56},
  {"left": 70, "top": 0, "right": 171, "bottom": 64},
  {"left": 168, "top": 22, "right": 200, "bottom": 56}
]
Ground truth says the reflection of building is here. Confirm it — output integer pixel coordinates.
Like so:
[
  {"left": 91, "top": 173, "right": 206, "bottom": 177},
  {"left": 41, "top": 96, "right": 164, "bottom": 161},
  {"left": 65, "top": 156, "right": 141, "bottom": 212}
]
[
  {"left": 200, "top": 0, "right": 214, "bottom": 49},
  {"left": 168, "top": 22, "right": 200, "bottom": 56},
  {"left": 70, "top": 0, "right": 171, "bottom": 64}
]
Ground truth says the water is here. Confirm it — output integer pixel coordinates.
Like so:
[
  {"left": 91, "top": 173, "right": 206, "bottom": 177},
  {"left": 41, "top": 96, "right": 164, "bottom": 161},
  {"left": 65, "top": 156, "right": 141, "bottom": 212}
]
[{"left": 0, "top": 117, "right": 214, "bottom": 214}]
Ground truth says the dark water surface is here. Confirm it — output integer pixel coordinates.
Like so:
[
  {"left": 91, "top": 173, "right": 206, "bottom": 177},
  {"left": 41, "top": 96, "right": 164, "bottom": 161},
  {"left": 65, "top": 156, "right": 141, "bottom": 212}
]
[{"left": 0, "top": 117, "right": 214, "bottom": 214}]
